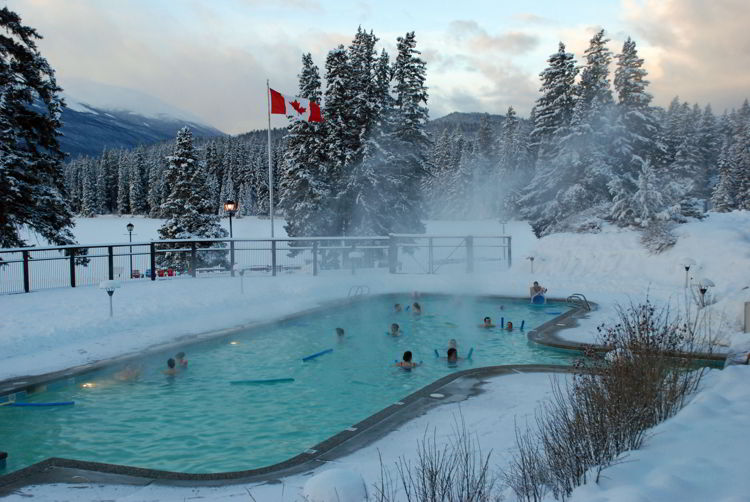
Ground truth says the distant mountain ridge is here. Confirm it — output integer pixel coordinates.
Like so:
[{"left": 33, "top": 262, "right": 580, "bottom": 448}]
[{"left": 427, "top": 112, "right": 507, "bottom": 137}]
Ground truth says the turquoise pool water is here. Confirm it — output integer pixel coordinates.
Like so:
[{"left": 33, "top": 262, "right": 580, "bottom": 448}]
[{"left": 0, "top": 294, "right": 574, "bottom": 474}]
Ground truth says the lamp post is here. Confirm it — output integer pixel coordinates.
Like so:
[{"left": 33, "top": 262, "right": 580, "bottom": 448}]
[
  {"left": 696, "top": 278, "right": 715, "bottom": 308},
  {"left": 126, "top": 222, "right": 134, "bottom": 279},
  {"left": 224, "top": 200, "right": 237, "bottom": 238},
  {"left": 527, "top": 256, "right": 535, "bottom": 274},
  {"left": 680, "top": 258, "right": 696, "bottom": 289}
]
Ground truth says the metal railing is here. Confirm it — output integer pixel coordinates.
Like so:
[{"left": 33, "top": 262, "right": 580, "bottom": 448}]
[{"left": 0, "top": 234, "right": 511, "bottom": 294}]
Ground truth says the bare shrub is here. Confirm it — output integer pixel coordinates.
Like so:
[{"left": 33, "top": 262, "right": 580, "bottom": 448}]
[
  {"left": 373, "top": 415, "right": 502, "bottom": 502},
  {"left": 503, "top": 299, "right": 711, "bottom": 500}
]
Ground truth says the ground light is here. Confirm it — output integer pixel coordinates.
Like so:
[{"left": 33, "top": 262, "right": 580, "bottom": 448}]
[
  {"left": 99, "top": 280, "right": 121, "bottom": 318},
  {"left": 680, "top": 257, "right": 696, "bottom": 288},
  {"left": 527, "top": 256, "right": 535, "bottom": 273}
]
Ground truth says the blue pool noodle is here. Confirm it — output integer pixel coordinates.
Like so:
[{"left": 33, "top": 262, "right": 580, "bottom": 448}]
[
  {"left": 302, "top": 348, "right": 333, "bottom": 362},
  {"left": 520, "top": 320, "right": 525, "bottom": 330},
  {"left": 434, "top": 349, "right": 440, "bottom": 358},
  {"left": 230, "top": 378, "right": 294, "bottom": 385},
  {"left": 8, "top": 401, "right": 74, "bottom": 407},
  {"left": 546, "top": 312, "right": 562, "bottom": 315},
  {"left": 467, "top": 348, "right": 474, "bottom": 359}
]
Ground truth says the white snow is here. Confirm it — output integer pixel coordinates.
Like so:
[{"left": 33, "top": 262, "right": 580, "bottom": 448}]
[{"left": 3, "top": 212, "right": 750, "bottom": 501}]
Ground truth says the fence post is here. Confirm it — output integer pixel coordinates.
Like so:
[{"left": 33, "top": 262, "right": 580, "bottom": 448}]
[
  {"left": 466, "top": 236, "right": 474, "bottom": 273},
  {"left": 389, "top": 235, "right": 397, "bottom": 274},
  {"left": 108, "top": 246, "right": 114, "bottom": 280},
  {"left": 69, "top": 249, "right": 76, "bottom": 288},
  {"left": 230, "top": 240, "right": 235, "bottom": 277},
  {"left": 22, "top": 250, "right": 30, "bottom": 293},
  {"left": 150, "top": 242, "right": 156, "bottom": 281},
  {"left": 190, "top": 242, "right": 197, "bottom": 277},
  {"left": 428, "top": 237, "right": 434, "bottom": 274},
  {"left": 350, "top": 244, "right": 356, "bottom": 276},
  {"left": 507, "top": 236, "right": 512, "bottom": 269},
  {"left": 313, "top": 241, "right": 318, "bottom": 276},
  {"left": 271, "top": 239, "right": 277, "bottom": 277}
]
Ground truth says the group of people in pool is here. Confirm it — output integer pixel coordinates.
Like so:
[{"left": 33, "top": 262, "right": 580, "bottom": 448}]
[
  {"left": 395, "top": 339, "right": 465, "bottom": 369},
  {"left": 162, "top": 351, "right": 188, "bottom": 376}
]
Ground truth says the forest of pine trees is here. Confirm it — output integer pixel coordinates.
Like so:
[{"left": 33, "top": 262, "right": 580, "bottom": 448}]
[{"left": 60, "top": 28, "right": 749, "bottom": 247}]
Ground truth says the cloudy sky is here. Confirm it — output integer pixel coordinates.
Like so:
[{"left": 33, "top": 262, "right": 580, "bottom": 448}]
[{"left": 6, "top": 0, "right": 750, "bottom": 134}]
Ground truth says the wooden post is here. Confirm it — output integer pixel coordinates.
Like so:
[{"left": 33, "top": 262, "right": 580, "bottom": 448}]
[
  {"left": 428, "top": 237, "right": 434, "bottom": 274},
  {"left": 150, "top": 242, "right": 156, "bottom": 280},
  {"left": 507, "top": 236, "right": 512, "bottom": 268},
  {"left": 69, "top": 249, "right": 76, "bottom": 288},
  {"left": 190, "top": 242, "right": 197, "bottom": 277},
  {"left": 271, "top": 240, "right": 277, "bottom": 277},
  {"left": 313, "top": 241, "right": 318, "bottom": 276},
  {"left": 22, "top": 250, "right": 30, "bottom": 293},
  {"left": 389, "top": 235, "right": 397, "bottom": 274},
  {"left": 108, "top": 246, "right": 114, "bottom": 280}
]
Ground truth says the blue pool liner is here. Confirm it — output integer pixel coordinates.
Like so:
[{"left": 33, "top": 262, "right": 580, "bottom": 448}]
[
  {"left": 302, "top": 348, "right": 333, "bottom": 362},
  {"left": 230, "top": 378, "right": 294, "bottom": 385},
  {"left": 7, "top": 401, "right": 74, "bottom": 407}
]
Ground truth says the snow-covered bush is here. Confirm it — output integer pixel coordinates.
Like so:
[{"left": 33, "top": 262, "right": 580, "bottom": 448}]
[{"left": 640, "top": 221, "right": 677, "bottom": 253}]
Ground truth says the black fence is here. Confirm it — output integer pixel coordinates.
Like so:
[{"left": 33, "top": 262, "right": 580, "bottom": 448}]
[{"left": 0, "top": 235, "right": 511, "bottom": 294}]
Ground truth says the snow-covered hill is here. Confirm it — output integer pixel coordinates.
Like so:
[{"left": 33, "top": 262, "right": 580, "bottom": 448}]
[{"left": 58, "top": 79, "right": 225, "bottom": 157}]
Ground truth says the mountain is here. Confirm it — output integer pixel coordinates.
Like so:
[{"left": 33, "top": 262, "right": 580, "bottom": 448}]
[{"left": 58, "top": 79, "right": 225, "bottom": 158}]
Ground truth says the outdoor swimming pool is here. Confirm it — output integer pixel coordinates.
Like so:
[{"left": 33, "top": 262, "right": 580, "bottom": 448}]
[{"left": 0, "top": 294, "right": 574, "bottom": 474}]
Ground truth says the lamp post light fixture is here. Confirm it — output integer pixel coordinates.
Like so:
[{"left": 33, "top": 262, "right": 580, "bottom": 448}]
[
  {"left": 99, "top": 280, "right": 121, "bottom": 318},
  {"left": 126, "top": 222, "right": 134, "bottom": 278},
  {"left": 679, "top": 257, "right": 696, "bottom": 289},
  {"left": 224, "top": 200, "right": 237, "bottom": 238},
  {"left": 526, "top": 256, "right": 535, "bottom": 274},
  {"left": 696, "top": 277, "right": 715, "bottom": 308}
]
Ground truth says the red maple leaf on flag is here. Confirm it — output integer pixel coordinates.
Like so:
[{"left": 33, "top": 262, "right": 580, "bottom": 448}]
[{"left": 290, "top": 100, "right": 307, "bottom": 115}]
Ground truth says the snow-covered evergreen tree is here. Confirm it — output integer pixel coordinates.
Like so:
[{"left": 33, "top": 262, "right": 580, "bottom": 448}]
[
  {"left": 0, "top": 7, "right": 76, "bottom": 247},
  {"left": 116, "top": 156, "right": 130, "bottom": 215},
  {"left": 158, "top": 128, "right": 228, "bottom": 270},
  {"left": 129, "top": 148, "right": 148, "bottom": 215},
  {"left": 280, "top": 53, "right": 331, "bottom": 238}
]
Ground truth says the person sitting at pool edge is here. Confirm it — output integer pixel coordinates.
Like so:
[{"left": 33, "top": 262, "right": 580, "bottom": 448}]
[
  {"left": 395, "top": 350, "right": 420, "bottom": 368},
  {"left": 175, "top": 351, "right": 188, "bottom": 368},
  {"left": 412, "top": 302, "right": 422, "bottom": 314},
  {"left": 480, "top": 316, "right": 496, "bottom": 328},
  {"left": 163, "top": 358, "right": 178, "bottom": 376},
  {"left": 394, "top": 303, "right": 402, "bottom": 312},
  {"left": 530, "top": 281, "right": 547, "bottom": 300},
  {"left": 336, "top": 327, "right": 345, "bottom": 337},
  {"left": 390, "top": 323, "right": 402, "bottom": 336}
]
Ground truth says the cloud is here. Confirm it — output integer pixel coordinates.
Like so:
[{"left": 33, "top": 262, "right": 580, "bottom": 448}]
[
  {"left": 448, "top": 20, "right": 539, "bottom": 54},
  {"left": 621, "top": 0, "right": 750, "bottom": 111},
  {"left": 514, "top": 13, "right": 553, "bottom": 25},
  {"left": 235, "top": 0, "right": 323, "bottom": 11}
]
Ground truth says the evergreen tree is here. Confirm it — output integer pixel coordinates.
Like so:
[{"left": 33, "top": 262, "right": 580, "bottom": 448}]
[
  {"left": 116, "top": 155, "right": 130, "bottom": 215},
  {"left": 158, "top": 128, "right": 228, "bottom": 270},
  {"left": 280, "top": 53, "right": 332, "bottom": 238},
  {"left": 711, "top": 139, "right": 735, "bottom": 211},
  {"left": 529, "top": 42, "right": 577, "bottom": 161},
  {"left": 129, "top": 148, "right": 148, "bottom": 215},
  {"left": 147, "top": 158, "right": 163, "bottom": 217},
  {"left": 0, "top": 7, "right": 75, "bottom": 247},
  {"left": 80, "top": 161, "right": 98, "bottom": 217}
]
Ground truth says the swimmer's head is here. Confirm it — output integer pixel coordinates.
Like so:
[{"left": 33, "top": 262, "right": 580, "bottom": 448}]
[
  {"left": 449, "top": 339, "right": 457, "bottom": 348},
  {"left": 394, "top": 303, "right": 402, "bottom": 311},
  {"left": 403, "top": 351, "right": 413, "bottom": 362},
  {"left": 413, "top": 302, "right": 421, "bottom": 310},
  {"left": 507, "top": 321, "right": 513, "bottom": 330},
  {"left": 167, "top": 358, "right": 176, "bottom": 369},
  {"left": 533, "top": 281, "right": 539, "bottom": 286},
  {"left": 336, "top": 327, "right": 345, "bottom": 336},
  {"left": 447, "top": 348, "right": 458, "bottom": 362},
  {"left": 483, "top": 316, "right": 491, "bottom": 324},
  {"left": 391, "top": 323, "right": 400, "bottom": 332}
]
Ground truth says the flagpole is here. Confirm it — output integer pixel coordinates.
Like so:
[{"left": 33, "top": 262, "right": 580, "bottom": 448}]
[{"left": 266, "top": 79, "right": 274, "bottom": 238}]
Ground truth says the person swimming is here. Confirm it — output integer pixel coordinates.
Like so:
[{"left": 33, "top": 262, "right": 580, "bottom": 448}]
[
  {"left": 163, "top": 358, "right": 178, "bottom": 376},
  {"left": 412, "top": 302, "right": 422, "bottom": 315},
  {"left": 447, "top": 347, "right": 458, "bottom": 364},
  {"left": 175, "top": 351, "right": 188, "bottom": 368},
  {"left": 394, "top": 303, "right": 403, "bottom": 312},
  {"left": 389, "top": 323, "right": 402, "bottom": 336},
  {"left": 336, "top": 327, "right": 345, "bottom": 337},
  {"left": 480, "top": 316, "right": 496, "bottom": 328},
  {"left": 395, "top": 350, "right": 420, "bottom": 368}
]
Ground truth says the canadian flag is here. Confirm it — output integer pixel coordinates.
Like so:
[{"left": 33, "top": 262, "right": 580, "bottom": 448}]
[{"left": 269, "top": 88, "right": 323, "bottom": 122}]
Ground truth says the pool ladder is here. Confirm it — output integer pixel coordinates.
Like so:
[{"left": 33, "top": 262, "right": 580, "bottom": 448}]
[
  {"left": 567, "top": 293, "right": 591, "bottom": 311},
  {"left": 348, "top": 285, "right": 370, "bottom": 297}
]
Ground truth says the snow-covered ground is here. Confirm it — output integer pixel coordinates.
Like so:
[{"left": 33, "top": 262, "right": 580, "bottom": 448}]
[{"left": 3, "top": 212, "right": 750, "bottom": 501}]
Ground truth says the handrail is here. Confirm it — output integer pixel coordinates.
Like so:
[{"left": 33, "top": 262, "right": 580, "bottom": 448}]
[{"left": 567, "top": 293, "right": 591, "bottom": 311}]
